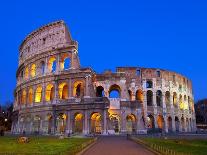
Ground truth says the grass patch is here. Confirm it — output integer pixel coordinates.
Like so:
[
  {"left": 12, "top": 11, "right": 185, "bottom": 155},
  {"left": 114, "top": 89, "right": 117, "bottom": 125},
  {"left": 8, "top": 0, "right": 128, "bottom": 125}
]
[
  {"left": 139, "top": 137, "right": 207, "bottom": 155},
  {"left": 0, "top": 136, "right": 94, "bottom": 155}
]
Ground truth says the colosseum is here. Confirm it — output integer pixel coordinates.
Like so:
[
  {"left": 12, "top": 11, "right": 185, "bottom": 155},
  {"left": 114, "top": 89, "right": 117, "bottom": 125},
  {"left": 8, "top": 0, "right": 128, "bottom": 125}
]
[{"left": 11, "top": 20, "right": 197, "bottom": 135}]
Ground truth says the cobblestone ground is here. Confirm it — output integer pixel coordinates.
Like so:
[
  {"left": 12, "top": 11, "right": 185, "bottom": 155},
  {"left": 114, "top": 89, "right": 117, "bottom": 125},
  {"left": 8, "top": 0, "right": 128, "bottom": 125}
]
[{"left": 83, "top": 136, "right": 154, "bottom": 155}]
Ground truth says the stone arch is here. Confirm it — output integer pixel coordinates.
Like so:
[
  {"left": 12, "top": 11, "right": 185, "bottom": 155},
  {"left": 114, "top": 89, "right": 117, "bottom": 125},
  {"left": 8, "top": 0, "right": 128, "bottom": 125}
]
[
  {"left": 46, "top": 114, "right": 53, "bottom": 134},
  {"left": 168, "top": 116, "right": 173, "bottom": 132},
  {"left": 109, "top": 84, "right": 121, "bottom": 98},
  {"left": 147, "top": 90, "right": 153, "bottom": 106},
  {"left": 165, "top": 91, "right": 170, "bottom": 105},
  {"left": 128, "top": 90, "right": 133, "bottom": 101},
  {"left": 147, "top": 114, "right": 155, "bottom": 129},
  {"left": 90, "top": 112, "right": 102, "bottom": 134},
  {"left": 45, "top": 84, "right": 54, "bottom": 102},
  {"left": 156, "top": 90, "right": 162, "bottom": 106},
  {"left": 73, "top": 81, "right": 84, "bottom": 98},
  {"left": 136, "top": 89, "right": 143, "bottom": 103},
  {"left": 181, "top": 116, "right": 185, "bottom": 132},
  {"left": 74, "top": 113, "right": 84, "bottom": 133},
  {"left": 31, "top": 64, "right": 36, "bottom": 77},
  {"left": 126, "top": 114, "right": 137, "bottom": 133},
  {"left": 28, "top": 88, "right": 33, "bottom": 104},
  {"left": 59, "top": 82, "right": 69, "bottom": 99},
  {"left": 22, "top": 89, "right": 27, "bottom": 104},
  {"left": 25, "top": 67, "right": 29, "bottom": 79},
  {"left": 35, "top": 86, "right": 42, "bottom": 103},
  {"left": 109, "top": 114, "right": 121, "bottom": 134},
  {"left": 57, "top": 113, "right": 67, "bottom": 134},
  {"left": 96, "top": 86, "right": 104, "bottom": 97},
  {"left": 33, "top": 115, "right": 41, "bottom": 134},
  {"left": 157, "top": 115, "right": 164, "bottom": 131},
  {"left": 146, "top": 80, "right": 153, "bottom": 88},
  {"left": 179, "top": 95, "right": 184, "bottom": 110},
  {"left": 173, "top": 92, "right": 177, "bottom": 107},
  {"left": 60, "top": 53, "right": 70, "bottom": 70},
  {"left": 48, "top": 57, "right": 56, "bottom": 73},
  {"left": 175, "top": 116, "right": 179, "bottom": 132}
]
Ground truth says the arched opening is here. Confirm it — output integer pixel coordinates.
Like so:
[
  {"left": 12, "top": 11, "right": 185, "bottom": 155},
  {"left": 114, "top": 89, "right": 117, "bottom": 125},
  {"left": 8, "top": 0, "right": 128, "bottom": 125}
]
[
  {"left": 173, "top": 92, "right": 177, "bottom": 107},
  {"left": 47, "top": 114, "right": 52, "bottom": 134},
  {"left": 31, "top": 64, "right": 36, "bottom": 77},
  {"left": 73, "top": 81, "right": 84, "bottom": 98},
  {"left": 146, "top": 80, "right": 153, "bottom": 88},
  {"left": 33, "top": 115, "right": 41, "bottom": 134},
  {"left": 35, "top": 86, "right": 42, "bottom": 103},
  {"left": 184, "top": 95, "right": 188, "bottom": 110},
  {"left": 128, "top": 90, "right": 133, "bottom": 101},
  {"left": 136, "top": 89, "right": 143, "bottom": 103},
  {"left": 45, "top": 84, "right": 54, "bottom": 102},
  {"left": 147, "top": 114, "right": 155, "bottom": 129},
  {"left": 126, "top": 114, "right": 136, "bottom": 133},
  {"left": 57, "top": 113, "right": 67, "bottom": 134},
  {"left": 109, "top": 114, "right": 120, "bottom": 133},
  {"left": 28, "top": 88, "right": 33, "bottom": 104},
  {"left": 60, "top": 54, "right": 70, "bottom": 70},
  {"left": 22, "top": 90, "right": 27, "bottom": 104},
  {"left": 181, "top": 116, "right": 185, "bottom": 132},
  {"left": 74, "top": 113, "right": 83, "bottom": 133},
  {"left": 96, "top": 86, "right": 104, "bottom": 97},
  {"left": 109, "top": 84, "right": 121, "bottom": 98},
  {"left": 168, "top": 116, "right": 172, "bottom": 132},
  {"left": 91, "top": 113, "right": 102, "bottom": 134},
  {"left": 175, "top": 116, "right": 179, "bottom": 132},
  {"left": 147, "top": 90, "right": 153, "bottom": 106},
  {"left": 59, "top": 83, "right": 69, "bottom": 99},
  {"left": 157, "top": 115, "right": 164, "bottom": 131},
  {"left": 41, "top": 61, "right": 45, "bottom": 75},
  {"left": 48, "top": 57, "right": 56, "bottom": 73},
  {"left": 156, "top": 90, "right": 162, "bottom": 106},
  {"left": 165, "top": 91, "right": 170, "bottom": 105},
  {"left": 179, "top": 95, "right": 184, "bottom": 110},
  {"left": 25, "top": 67, "right": 29, "bottom": 79}
]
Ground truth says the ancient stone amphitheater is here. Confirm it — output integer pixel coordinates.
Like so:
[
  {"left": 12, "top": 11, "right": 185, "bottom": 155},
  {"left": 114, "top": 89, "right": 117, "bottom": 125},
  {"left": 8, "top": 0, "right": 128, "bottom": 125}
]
[{"left": 12, "top": 20, "right": 196, "bottom": 135}]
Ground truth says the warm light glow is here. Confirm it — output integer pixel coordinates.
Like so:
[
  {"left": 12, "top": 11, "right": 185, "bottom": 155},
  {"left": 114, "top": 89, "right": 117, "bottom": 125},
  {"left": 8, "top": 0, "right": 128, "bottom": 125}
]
[
  {"left": 48, "top": 57, "right": 56, "bottom": 73},
  {"left": 35, "top": 86, "right": 42, "bottom": 103},
  {"left": 75, "top": 113, "right": 83, "bottom": 121},
  {"left": 25, "top": 67, "right": 29, "bottom": 79},
  {"left": 30, "top": 64, "right": 36, "bottom": 77},
  {"left": 22, "top": 90, "right": 27, "bottom": 104},
  {"left": 136, "top": 89, "right": 143, "bottom": 102},
  {"left": 59, "top": 82, "right": 68, "bottom": 99},
  {"left": 28, "top": 88, "right": 33, "bottom": 104},
  {"left": 45, "top": 84, "right": 54, "bottom": 101},
  {"left": 157, "top": 115, "right": 163, "bottom": 129},
  {"left": 73, "top": 81, "right": 84, "bottom": 97}
]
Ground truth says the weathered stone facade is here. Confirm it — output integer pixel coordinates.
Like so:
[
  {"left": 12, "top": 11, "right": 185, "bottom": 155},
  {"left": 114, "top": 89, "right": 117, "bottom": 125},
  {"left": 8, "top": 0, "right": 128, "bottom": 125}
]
[{"left": 12, "top": 21, "right": 196, "bottom": 135}]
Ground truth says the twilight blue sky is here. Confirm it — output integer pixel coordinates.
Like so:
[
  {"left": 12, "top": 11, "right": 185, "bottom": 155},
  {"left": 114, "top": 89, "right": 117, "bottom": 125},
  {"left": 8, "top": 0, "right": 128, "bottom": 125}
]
[{"left": 0, "top": 0, "right": 207, "bottom": 104}]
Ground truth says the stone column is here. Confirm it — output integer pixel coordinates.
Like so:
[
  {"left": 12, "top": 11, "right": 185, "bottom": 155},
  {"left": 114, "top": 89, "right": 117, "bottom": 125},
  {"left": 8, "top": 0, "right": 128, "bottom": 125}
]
[
  {"left": 84, "top": 75, "right": 90, "bottom": 98},
  {"left": 44, "top": 57, "right": 48, "bottom": 74},
  {"left": 56, "top": 55, "right": 60, "bottom": 74},
  {"left": 153, "top": 91, "right": 158, "bottom": 128},
  {"left": 42, "top": 83, "right": 46, "bottom": 104},
  {"left": 54, "top": 82, "right": 59, "bottom": 104},
  {"left": 66, "top": 111, "right": 71, "bottom": 134},
  {"left": 103, "top": 109, "right": 107, "bottom": 135},
  {"left": 69, "top": 78, "right": 73, "bottom": 98},
  {"left": 83, "top": 110, "right": 89, "bottom": 135},
  {"left": 143, "top": 91, "right": 148, "bottom": 129}
]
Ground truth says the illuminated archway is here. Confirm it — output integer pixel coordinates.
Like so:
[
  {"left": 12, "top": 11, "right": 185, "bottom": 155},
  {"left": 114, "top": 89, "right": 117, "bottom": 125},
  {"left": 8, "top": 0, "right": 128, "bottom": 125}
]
[
  {"left": 157, "top": 115, "right": 164, "bottom": 130},
  {"left": 48, "top": 57, "right": 56, "bottom": 73},
  {"left": 73, "top": 81, "right": 84, "bottom": 98},
  {"left": 179, "top": 95, "right": 184, "bottom": 110},
  {"left": 59, "top": 83, "right": 69, "bottom": 99},
  {"left": 60, "top": 54, "right": 70, "bottom": 70},
  {"left": 28, "top": 88, "right": 33, "bottom": 104},
  {"left": 31, "top": 64, "right": 36, "bottom": 77},
  {"left": 45, "top": 84, "right": 54, "bottom": 102},
  {"left": 22, "top": 90, "right": 27, "bottom": 104},
  {"left": 109, "top": 114, "right": 120, "bottom": 133},
  {"left": 25, "top": 67, "right": 29, "bottom": 79},
  {"left": 74, "top": 113, "right": 83, "bottom": 133},
  {"left": 90, "top": 113, "right": 102, "bottom": 134},
  {"left": 109, "top": 84, "right": 121, "bottom": 98},
  {"left": 136, "top": 89, "right": 143, "bottom": 103},
  {"left": 126, "top": 114, "right": 136, "bottom": 133},
  {"left": 57, "top": 113, "right": 67, "bottom": 134},
  {"left": 173, "top": 92, "right": 177, "bottom": 107},
  {"left": 35, "top": 86, "right": 42, "bottom": 103},
  {"left": 147, "top": 114, "right": 155, "bottom": 129}
]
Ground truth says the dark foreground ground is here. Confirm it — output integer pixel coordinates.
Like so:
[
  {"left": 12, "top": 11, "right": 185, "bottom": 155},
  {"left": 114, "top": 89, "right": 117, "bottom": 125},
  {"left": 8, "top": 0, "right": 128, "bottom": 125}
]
[{"left": 83, "top": 136, "right": 154, "bottom": 155}]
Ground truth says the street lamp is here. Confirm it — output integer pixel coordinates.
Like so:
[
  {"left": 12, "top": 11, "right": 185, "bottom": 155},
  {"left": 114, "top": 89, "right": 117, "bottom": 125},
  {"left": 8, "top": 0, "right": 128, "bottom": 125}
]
[{"left": 4, "top": 118, "right": 7, "bottom": 122}]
